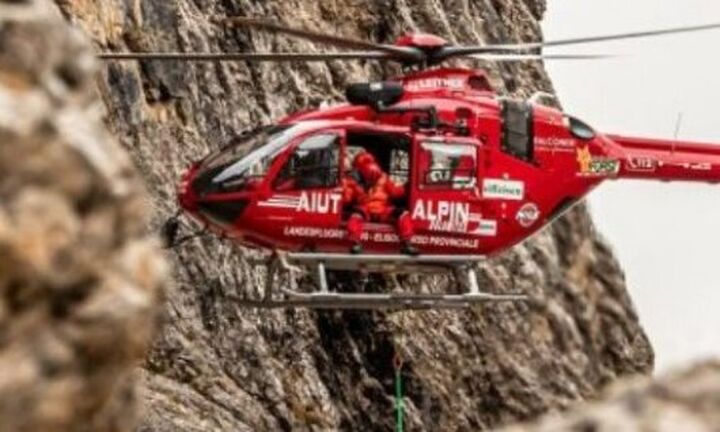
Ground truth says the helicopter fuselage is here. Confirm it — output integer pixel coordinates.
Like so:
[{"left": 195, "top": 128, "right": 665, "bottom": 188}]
[{"left": 179, "top": 67, "right": 720, "bottom": 256}]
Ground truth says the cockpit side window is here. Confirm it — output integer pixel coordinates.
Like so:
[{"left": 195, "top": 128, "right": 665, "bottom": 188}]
[
  {"left": 203, "top": 125, "right": 291, "bottom": 173},
  {"left": 196, "top": 126, "right": 292, "bottom": 194},
  {"left": 274, "top": 134, "right": 340, "bottom": 190},
  {"left": 193, "top": 122, "right": 336, "bottom": 195}
]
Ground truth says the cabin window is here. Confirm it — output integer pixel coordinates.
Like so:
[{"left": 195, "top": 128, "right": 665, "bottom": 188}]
[
  {"left": 419, "top": 141, "right": 476, "bottom": 189},
  {"left": 388, "top": 147, "right": 410, "bottom": 185},
  {"left": 501, "top": 99, "right": 534, "bottom": 162},
  {"left": 274, "top": 133, "right": 340, "bottom": 190}
]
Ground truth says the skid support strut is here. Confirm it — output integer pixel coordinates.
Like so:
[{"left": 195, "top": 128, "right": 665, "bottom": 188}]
[{"left": 237, "top": 253, "right": 527, "bottom": 310}]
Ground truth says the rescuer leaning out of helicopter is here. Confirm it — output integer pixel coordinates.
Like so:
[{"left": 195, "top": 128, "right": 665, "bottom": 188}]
[{"left": 343, "top": 151, "right": 418, "bottom": 255}]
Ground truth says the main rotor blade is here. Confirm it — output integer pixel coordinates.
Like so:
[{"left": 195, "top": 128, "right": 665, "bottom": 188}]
[
  {"left": 223, "top": 17, "right": 424, "bottom": 62},
  {"left": 469, "top": 53, "right": 615, "bottom": 61},
  {"left": 436, "top": 22, "right": 720, "bottom": 59},
  {"left": 509, "top": 21, "right": 720, "bottom": 50},
  {"left": 98, "top": 51, "right": 392, "bottom": 61}
]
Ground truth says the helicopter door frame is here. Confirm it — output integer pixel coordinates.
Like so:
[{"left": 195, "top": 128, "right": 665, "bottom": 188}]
[
  {"left": 411, "top": 135, "right": 485, "bottom": 241},
  {"left": 259, "top": 128, "right": 346, "bottom": 248},
  {"left": 343, "top": 127, "right": 415, "bottom": 220}
]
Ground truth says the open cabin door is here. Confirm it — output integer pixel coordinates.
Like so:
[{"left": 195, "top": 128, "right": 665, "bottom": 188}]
[
  {"left": 411, "top": 136, "right": 494, "bottom": 251},
  {"left": 340, "top": 129, "right": 413, "bottom": 250}
]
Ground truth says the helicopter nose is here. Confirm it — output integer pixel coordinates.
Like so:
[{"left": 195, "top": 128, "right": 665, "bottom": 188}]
[{"left": 178, "top": 164, "right": 250, "bottom": 227}]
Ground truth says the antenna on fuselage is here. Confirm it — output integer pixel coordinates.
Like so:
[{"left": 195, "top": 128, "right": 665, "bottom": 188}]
[
  {"left": 674, "top": 112, "right": 685, "bottom": 139},
  {"left": 672, "top": 112, "right": 684, "bottom": 155}
]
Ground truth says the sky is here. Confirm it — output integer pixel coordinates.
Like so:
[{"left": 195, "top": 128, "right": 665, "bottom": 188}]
[{"left": 543, "top": 1, "right": 720, "bottom": 372}]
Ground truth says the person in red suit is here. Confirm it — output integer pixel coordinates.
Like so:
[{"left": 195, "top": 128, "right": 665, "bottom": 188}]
[{"left": 343, "top": 151, "right": 417, "bottom": 255}]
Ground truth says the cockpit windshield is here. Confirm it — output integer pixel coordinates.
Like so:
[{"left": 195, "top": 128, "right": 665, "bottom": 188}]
[{"left": 196, "top": 122, "right": 326, "bottom": 194}]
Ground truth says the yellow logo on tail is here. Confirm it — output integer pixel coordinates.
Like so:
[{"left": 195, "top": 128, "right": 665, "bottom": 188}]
[
  {"left": 577, "top": 146, "right": 592, "bottom": 173},
  {"left": 576, "top": 146, "right": 620, "bottom": 177}
]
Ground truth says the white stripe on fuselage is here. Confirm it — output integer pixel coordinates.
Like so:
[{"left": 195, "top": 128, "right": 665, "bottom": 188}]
[{"left": 258, "top": 202, "right": 298, "bottom": 208}]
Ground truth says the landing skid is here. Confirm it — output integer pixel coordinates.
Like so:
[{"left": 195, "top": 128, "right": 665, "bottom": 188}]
[{"left": 239, "top": 252, "right": 528, "bottom": 310}]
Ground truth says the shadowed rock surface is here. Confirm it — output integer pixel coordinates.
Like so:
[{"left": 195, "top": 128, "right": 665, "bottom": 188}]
[
  {"left": 55, "top": 1, "right": 654, "bottom": 430},
  {"left": 0, "top": 1, "right": 168, "bottom": 431},
  {"left": 500, "top": 361, "right": 720, "bottom": 432}
]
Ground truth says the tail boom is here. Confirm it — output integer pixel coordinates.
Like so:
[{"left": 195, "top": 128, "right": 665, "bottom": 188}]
[{"left": 608, "top": 134, "right": 720, "bottom": 182}]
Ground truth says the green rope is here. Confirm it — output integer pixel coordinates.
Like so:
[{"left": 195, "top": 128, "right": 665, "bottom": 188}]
[{"left": 394, "top": 356, "right": 404, "bottom": 432}]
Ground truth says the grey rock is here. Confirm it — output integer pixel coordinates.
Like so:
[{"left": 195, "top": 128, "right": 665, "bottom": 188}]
[
  {"left": 500, "top": 361, "right": 720, "bottom": 432},
  {"left": 0, "top": 1, "right": 168, "bottom": 431}
]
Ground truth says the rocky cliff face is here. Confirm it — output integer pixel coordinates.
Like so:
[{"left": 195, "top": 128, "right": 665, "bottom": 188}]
[
  {"left": 500, "top": 361, "right": 720, "bottom": 432},
  {"left": 53, "top": 1, "right": 654, "bottom": 431},
  {"left": 0, "top": 1, "right": 168, "bottom": 431}
]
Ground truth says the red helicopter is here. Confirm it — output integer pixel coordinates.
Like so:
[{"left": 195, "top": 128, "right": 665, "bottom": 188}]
[{"left": 104, "top": 18, "right": 720, "bottom": 309}]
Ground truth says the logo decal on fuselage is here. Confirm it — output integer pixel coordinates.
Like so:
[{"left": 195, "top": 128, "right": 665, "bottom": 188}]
[
  {"left": 482, "top": 179, "right": 525, "bottom": 200},
  {"left": 674, "top": 162, "right": 712, "bottom": 171},
  {"left": 534, "top": 136, "right": 576, "bottom": 153},
  {"left": 297, "top": 192, "right": 342, "bottom": 214},
  {"left": 576, "top": 147, "right": 620, "bottom": 177},
  {"left": 471, "top": 219, "right": 497, "bottom": 236},
  {"left": 405, "top": 77, "right": 465, "bottom": 91},
  {"left": 516, "top": 202, "right": 540, "bottom": 228},
  {"left": 626, "top": 156, "right": 658, "bottom": 172},
  {"left": 412, "top": 199, "right": 496, "bottom": 236},
  {"left": 259, "top": 192, "right": 342, "bottom": 215}
]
